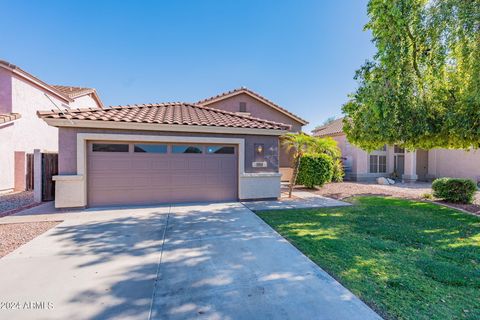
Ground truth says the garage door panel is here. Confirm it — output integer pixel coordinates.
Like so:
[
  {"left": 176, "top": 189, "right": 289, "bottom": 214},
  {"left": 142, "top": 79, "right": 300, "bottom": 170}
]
[{"left": 87, "top": 142, "right": 237, "bottom": 206}]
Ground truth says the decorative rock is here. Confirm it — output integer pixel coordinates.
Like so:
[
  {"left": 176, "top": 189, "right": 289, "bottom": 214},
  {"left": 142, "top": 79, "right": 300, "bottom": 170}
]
[{"left": 377, "top": 177, "right": 395, "bottom": 185}]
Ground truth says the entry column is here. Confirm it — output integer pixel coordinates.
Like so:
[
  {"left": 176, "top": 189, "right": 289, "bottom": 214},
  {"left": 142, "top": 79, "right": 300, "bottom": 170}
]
[{"left": 402, "top": 150, "right": 418, "bottom": 182}]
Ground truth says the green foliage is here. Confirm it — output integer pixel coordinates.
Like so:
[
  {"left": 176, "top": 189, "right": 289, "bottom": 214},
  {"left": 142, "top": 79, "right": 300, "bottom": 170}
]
[
  {"left": 295, "top": 153, "right": 333, "bottom": 188},
  {"left": 308, "top": 136, "right": 341, "bottom": 158},
  {"left": 343, "top": 0, "right": 480, "bottom": 151},
  {"left": 257, "top": 197, "right": 480, "bottom": 320},
  {"left": 331, "top": 158, "right": 344, "bottom": 182},
  {"left": 432, "top": 177, "right": 477, "bottom": 203}
]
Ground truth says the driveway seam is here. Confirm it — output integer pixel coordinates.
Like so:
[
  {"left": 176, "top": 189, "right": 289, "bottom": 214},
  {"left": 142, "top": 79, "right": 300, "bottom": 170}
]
[{"left": 148, "top": 205, "right": 171, "bottom": 320}]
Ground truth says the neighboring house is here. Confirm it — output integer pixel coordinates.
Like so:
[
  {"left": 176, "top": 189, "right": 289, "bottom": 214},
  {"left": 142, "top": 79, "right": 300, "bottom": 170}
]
[
  {"left": 313, "top": 117, "right": 480, "bottom": 183},
  {"left": 0, "top": 60, "right": 103, "bottom": 193},
  {"left": 38, "top": 103, "right": 290, "bottom": 208},
  {"left": 197, "top": 87, "right": 308, "bottom": 181}
]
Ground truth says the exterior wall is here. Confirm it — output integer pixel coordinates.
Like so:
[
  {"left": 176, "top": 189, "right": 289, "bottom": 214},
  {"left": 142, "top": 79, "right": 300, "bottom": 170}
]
[
  {"left": 69, "top": 94, "right": 100, "bottom": 109},
  {"left": 428, "top": 148, "right": 480, "bottom": 182},
  {"left": 204, "top": 93, "right": 304, "bottom": 131},
  {"left": 55, "top": 127, "right": 281, "bottom": 207},
  {"left": 58, "top": 127, "right": 279, "bottom": 175},
  {"left": 203, "top": 93, "right": 304, "bottom": 182},
  {"left": 0, "top": 123, "right": 15, "bottom": 191},
  {"left": 0, "top": 68, "right": 12, "bottom": 114},
  {"left": 0, "top": 70, "right": 102, "bottom": 191}
]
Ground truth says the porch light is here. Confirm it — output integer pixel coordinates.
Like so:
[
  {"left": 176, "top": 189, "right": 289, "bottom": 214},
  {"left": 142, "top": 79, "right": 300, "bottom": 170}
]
[{"left": 256, "top": 144, "right": 263, "bottom": 154}]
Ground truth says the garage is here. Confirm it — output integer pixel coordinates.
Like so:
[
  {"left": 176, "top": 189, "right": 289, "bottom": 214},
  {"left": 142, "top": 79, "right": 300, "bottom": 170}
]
[{"left": 87, "top": 141, "right": 238, "bottom": 206}]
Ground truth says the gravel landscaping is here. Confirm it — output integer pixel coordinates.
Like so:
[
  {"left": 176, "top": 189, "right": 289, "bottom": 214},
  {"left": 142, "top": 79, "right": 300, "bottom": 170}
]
[
  {"left": 0, "top": 221, "right": 61, "bottom": 258},
  {"left": 0, "top": 191, "right": 36, "bottom": 216}
]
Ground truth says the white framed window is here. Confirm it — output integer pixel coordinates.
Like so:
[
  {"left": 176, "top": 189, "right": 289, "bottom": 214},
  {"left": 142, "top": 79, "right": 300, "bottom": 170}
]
[{"left": 369, "top": 155, "right": 387, "bottom": 173}]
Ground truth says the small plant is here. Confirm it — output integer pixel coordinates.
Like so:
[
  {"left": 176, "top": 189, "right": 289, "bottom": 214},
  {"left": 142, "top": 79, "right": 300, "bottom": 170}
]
[
  {"left": 421, "top": 193, "right": 433, "bottom": 200},
  {"left": 432, "top": 178, "right": 477, "bottom": 204},
  {"left": 296, "top": 153, "right": 333, "bottom": 188},
  {"left": 331, "top": 158, "right": 344, "bottom": 182}
]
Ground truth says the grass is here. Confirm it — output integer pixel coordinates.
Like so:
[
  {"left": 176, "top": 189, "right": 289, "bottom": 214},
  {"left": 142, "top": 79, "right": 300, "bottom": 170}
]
[{"left": 256, "top": 197, "right": 480, "bottom": 320}]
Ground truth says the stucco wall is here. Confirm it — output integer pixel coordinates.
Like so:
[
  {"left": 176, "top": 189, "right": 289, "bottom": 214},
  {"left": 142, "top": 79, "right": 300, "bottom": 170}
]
[
  {"left": 0, "top": 123, "right": 15, "bottom": 191},
  {"left": 0, "top": 68, "right": 12, "bottom": 114},
  {"left": 428, "top": 148, "right": 480, "bottom": 182},
  {"left": 204, "top": 93, "right": 303, "bottom": 131},
  {"left": 58, "top": 127, "right": 279, "bottom": 175},
  {"left": 69, "top": 94, "right": 100, "bottom": 109}
]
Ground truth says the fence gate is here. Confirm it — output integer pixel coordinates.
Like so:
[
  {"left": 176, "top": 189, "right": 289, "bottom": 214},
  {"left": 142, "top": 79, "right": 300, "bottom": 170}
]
[
  {"left": 26, "top": 153, "right": 34, "bottom": 191},
  {"left": 41, "top": 153, "right": 58, "bottom": 201}
]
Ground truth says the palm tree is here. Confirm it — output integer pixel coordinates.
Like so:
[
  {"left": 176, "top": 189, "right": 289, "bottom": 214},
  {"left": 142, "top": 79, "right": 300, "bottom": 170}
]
[
  {"left": 282, "top": 133, "right": 314, "bottom": 198},
  {"left": 308, "top": 136, "right": 341, "bottom": 158}
]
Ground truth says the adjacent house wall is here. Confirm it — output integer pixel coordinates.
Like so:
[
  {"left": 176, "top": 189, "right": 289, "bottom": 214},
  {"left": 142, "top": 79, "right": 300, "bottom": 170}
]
[
  {"left": 0, "top": 71, "right": 103, "bottom": 192},
  {"left": 69, "top": 94, "right": 100, "bottom": 109},
  {"left": 428, "top": 148, "right": 480, "bottom": 182}
]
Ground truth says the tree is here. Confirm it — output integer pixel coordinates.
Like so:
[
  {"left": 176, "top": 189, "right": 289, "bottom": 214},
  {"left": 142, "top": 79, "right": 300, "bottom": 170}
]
[
  {"left": 282, "top": 133, "right": 314, "bottom": 197},
  {"left": 343, "top": 0, "right": 480, "bottom": 151}
]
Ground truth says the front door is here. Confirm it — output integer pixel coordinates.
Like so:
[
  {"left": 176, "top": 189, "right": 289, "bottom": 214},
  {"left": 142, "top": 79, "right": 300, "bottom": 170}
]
[{"left": 394, "top": 155, "right": 405, "bottom": 177}]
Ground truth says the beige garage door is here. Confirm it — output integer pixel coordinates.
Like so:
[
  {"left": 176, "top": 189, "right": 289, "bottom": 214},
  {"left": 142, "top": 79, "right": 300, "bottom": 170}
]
[{"left": 87, "top": 141, "right": 238, "bottom": 207}]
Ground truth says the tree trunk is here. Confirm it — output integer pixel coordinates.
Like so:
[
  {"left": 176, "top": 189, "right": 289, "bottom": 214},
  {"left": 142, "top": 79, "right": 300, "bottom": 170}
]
[{"left": 288, "top": 155, "right": 301, "bottom": 198}]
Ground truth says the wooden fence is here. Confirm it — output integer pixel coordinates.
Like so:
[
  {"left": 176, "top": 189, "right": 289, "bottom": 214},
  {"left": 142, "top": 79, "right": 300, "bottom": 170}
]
[{"left": 41, "top": 153, "right": 58, "bottom": 201}]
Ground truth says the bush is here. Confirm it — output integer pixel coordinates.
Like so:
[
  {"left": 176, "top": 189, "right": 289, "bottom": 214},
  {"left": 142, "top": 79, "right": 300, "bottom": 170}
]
[
  {"left": 331, "top": 159, "right": 344, "bottom": 182},
  {"left": 432, "top": 178, "right": 477, "bottom": 203},
  {"left": 296, "top": 153, "right": 333, "bottom": 188}
]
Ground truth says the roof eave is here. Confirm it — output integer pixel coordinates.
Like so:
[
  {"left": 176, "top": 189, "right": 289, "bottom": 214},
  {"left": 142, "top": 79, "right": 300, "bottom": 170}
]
[{"left": 40, "top": 118, "right": 288, "bottom": 136}]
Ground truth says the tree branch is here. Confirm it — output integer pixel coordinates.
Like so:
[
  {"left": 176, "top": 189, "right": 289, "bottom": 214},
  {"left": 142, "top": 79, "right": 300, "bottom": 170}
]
[{"left": 406, "top": 25, "right": 422, "bottom": 79}]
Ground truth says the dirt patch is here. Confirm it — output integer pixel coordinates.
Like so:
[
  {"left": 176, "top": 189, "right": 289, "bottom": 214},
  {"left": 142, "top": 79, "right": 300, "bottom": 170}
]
[{"left": 0, "top": 221, "right": 61, "bottom": 258}]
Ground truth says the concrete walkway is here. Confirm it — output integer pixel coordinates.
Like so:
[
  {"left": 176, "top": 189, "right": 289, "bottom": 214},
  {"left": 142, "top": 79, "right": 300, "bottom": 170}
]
[
  {"left": 243, "top": 190, "right": 350, "bottom": 211},
  {"left": 0, "top": 202, "right": 380, "bottom": 320}
]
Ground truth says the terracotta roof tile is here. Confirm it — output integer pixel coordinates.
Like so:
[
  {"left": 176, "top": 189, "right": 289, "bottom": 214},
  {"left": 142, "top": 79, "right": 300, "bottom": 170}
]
[
  {"left": 0, "top": 113, "right": 21, "bottom": 125},
  {"left": 312, "top": 117, "right": 345, "bottom": 137},
  {"left": 37, "top": 103, "right": 291, "bottom": 131},
  {"left": 51, "top": 85, "right": 96, "bottom": 99},
  {"left": 197, "top": 87, "right": 308, "bottom": 125}
]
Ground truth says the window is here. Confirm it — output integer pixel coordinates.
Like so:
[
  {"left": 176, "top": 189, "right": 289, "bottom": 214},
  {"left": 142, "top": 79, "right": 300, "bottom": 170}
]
[
  {"left": 239, "top": 102, "right": 247, "bottom": 112},
  {"left": 369, "top": 155, "right": 387, "bottom": 173},
  {"left": 394, "top": 145, "right": 405, "bottom": 153},
  {"left": 206, "top": 146, "right": 235, "bottom": 154},
  {"left": 92, "top": 143, "right": 129, "bottom": 152},
  {"left": 134, "top": 144, "right": 167, "bottom": 153},
  {"left": 172, "top": 145, "right": 203, "bottom": 154}
]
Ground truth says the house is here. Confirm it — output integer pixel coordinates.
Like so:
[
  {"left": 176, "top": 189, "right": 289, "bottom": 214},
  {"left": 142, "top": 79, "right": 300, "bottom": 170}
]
[
  {"left": 0, "top": 60, "right": 104, "bottom": 193},
  {"left": 313, "top": 117, "right": 480, "bottom": 183},
  {"left": 197, "top": 87, "right": 308, "bottom": 181},
  {"left": 38, "top": 101, "right": 294, "bottom": 208}
]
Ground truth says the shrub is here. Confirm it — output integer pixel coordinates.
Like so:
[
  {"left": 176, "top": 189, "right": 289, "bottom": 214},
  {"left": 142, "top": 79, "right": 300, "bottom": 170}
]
[
  {"left": 296, "top": 153, "right": 333, "bottom": 188},
  {"left": 432, "top": 178, "right": 477, "bottom": 204},
  {"left": 421, "top": 193, "right": 433, "bottom": 200},
  {"left": 331, "top": 159, "right": 344, "bottom": 182}
]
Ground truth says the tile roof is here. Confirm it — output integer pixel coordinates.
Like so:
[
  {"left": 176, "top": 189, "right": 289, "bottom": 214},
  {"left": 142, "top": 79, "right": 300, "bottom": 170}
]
[
  {"left": 312, "top": 117, "right": 345, "bottom": 137},
  {"left": 0, "top": 113, "right": 21, "bottom": 125},
  {"left": 51, "top": 85, "right": 95, "bottom": 99},
  {"left": 197, "top": 87, "right": 308, "bottom": 125},
  {"left": 38, "top": 103, "right": 291, "bottom": 131}
]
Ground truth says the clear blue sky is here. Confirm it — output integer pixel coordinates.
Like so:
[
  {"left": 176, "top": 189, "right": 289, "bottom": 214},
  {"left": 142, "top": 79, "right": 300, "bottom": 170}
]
[{"left": 1, "top": 0, "right": 374, "bottom": 132}]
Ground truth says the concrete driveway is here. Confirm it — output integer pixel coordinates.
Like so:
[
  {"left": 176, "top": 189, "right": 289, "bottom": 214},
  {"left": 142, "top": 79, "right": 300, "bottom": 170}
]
[{"left": 0, "top": 202, "right": 381, "bottom": 320}]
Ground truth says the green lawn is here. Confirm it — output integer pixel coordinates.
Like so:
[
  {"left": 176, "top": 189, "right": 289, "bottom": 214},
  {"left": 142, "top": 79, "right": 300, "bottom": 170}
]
[{"left": 257, "top": 197, "right": 480, "bottom": 320}]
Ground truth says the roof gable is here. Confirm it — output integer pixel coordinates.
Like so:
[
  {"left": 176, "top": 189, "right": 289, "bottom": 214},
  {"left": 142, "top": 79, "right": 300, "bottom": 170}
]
[{"left": 197, "top": 87, "right": 308, "bottom": 125}]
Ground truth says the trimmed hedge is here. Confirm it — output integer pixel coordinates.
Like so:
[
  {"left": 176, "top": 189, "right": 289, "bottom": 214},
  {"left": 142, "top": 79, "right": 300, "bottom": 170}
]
[
  {"left": 296, "top": 153, "right": 333, "bottom": 188},
  {"left": 432, "top": 178, "right": 477, "bottom": 204}
]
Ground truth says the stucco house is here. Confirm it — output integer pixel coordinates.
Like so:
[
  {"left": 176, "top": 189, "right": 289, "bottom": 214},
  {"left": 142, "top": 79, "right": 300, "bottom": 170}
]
[
  {"left": 0, "top": 60, "right": 103, "bottom": 193},
  {"left": 38, "top": 100, "right": 294, "bottom": 208},
  {"left": 313, "top": 117, "right": 480, "bottom": 184}
]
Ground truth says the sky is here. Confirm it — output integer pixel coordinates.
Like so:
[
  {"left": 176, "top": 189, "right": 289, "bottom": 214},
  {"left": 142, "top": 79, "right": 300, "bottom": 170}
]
[{"left": 1, "top": 0, "right": 374, "bottom": 132}]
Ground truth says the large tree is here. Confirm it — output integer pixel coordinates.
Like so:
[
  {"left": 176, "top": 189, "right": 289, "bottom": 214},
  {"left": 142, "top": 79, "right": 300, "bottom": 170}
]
[{"left": 343, "top": 0, "right": 480, "bottom": 151}]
